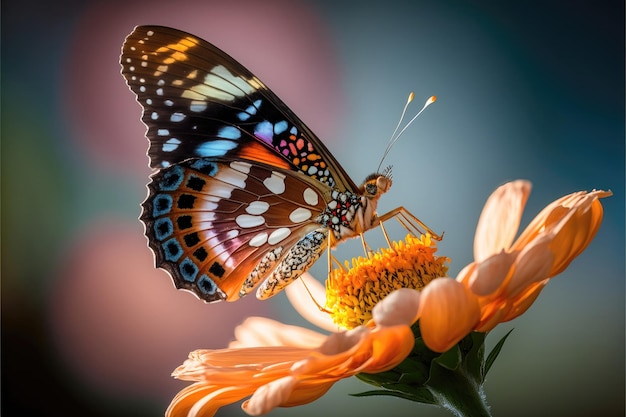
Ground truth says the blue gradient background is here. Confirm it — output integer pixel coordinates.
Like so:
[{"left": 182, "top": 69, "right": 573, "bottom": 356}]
[{"left": 2, "top": 1, "right": 623, "bottom": 417}]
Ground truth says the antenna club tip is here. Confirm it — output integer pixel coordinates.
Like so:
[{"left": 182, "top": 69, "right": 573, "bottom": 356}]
[
  {"left": 408, "top": 92, "right": 415, "bottom": 102},
  {"left": 429, "top": 95, "right": 437, "bottom": 104}
]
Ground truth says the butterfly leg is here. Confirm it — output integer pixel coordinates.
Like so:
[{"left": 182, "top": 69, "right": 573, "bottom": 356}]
[
  {"left": 375, "top": 207, "right": 444, "bottom": 241},
  {"left": 255, "top": 228, "right": 329, "bottom": 300}
]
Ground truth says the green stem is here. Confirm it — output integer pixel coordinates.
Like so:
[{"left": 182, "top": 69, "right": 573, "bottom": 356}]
[{"left": 424, "top": 365, "right": 492, "bottom": 417}]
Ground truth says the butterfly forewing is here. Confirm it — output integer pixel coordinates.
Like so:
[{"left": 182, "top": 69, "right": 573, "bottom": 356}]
[{"left": 121, "top": 25, "right": 358, "bottom": 192}]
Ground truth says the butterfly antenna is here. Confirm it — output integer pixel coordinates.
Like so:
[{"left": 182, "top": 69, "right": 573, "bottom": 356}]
[{"left": 376, "top": 94, "right": 437, "bottom": 173}]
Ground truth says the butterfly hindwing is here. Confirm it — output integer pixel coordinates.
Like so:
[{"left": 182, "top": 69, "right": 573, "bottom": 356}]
[
  {"left": 121, "top": 25, "right": 358, "bottom": 192},
  {"left": 142, "top": 157, "right": 330, "bottom": 302}
]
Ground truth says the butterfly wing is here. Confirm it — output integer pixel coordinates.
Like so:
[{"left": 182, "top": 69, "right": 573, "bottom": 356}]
[
  {"left": 120, "top": 25, "right": 358, "bottom": 192},
  {"left": 142, "top": 157, "right": 331, "bottom": 302}
]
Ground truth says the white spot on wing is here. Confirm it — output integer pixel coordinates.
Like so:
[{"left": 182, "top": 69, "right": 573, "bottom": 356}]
[
  {"left": 236, "top": 214, "right": 265, "bottom": 228},
  {"left": 198, "top": 201, "right": 218, "bottom": 212},
  {"left": 215, "top": 165, "right": 247, "bottom": 188},
  {"left": 303, "top": 188, "right": 319, "bottom": 205},
  {"left": 246, "top": 201, "right": 270, "bottom": 215},
  {"left": 289, "top": 207, "right": 312, "bottom": 223},
  {"left": 263, "top": 172, "right": 286, "bottom": 194},
  {"left": 249, "top": 232, "right": 268, "bottom": 247},
  {"left": 268, "top": 228, "right": 291, "bottom": 245},
  {"left": 211, "top": 183, "right": 235, "bottom": 198},
  {"left": 230, "top": 161, "right": 251, "bottom": 174}
]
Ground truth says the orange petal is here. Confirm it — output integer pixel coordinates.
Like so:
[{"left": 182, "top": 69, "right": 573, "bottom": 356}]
[
  {"left": 358, "top": 326, "right": 415, "bottom": 373},
  {"left": 475, "top": 301, "right": 510, "bottom": 333},
  {"left": 244, "top": 376, "right": 297, "bottom": 416},
  {"left": 513, "top": 189, "right": 611, "bottom": 260},
  {"left": 278, "top": 379, "right": 336, "bottom": 407},
  {"left": 418, "top": 278, "right": 480, "bottom": 352},
  {"left": 456, "top": 262, "right": 476, "bottom": 286},
  {"left": 547, "top": 192, "right": 609, "bottom": 276},
  {"left": 371, "top": 288, "right": 420, "bottom": 326},
  {"left": 467, "top": 250, "right": 516, "bottom": 296},
  {"left": 173, "top": 347, "right": 309, "bottom": 376},
  {"left": 506, "top": 235, "right": 554, "bottom": 297},
  {"left": 166, "top": 384, "right": 254, "bottom": 417},
  {"left": 474, "top": 180, "right": 531, "bottom": 262},
  {"left": 230, "top": 317, "right": 326, "bottom": 348},
  {"left": 500, "top": 280, "right": 547, "bottom": 322}
]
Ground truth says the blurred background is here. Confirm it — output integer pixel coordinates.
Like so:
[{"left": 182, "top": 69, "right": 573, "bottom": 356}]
[{"left": 2, "top": 0, "right": 623, "bottom": 416}]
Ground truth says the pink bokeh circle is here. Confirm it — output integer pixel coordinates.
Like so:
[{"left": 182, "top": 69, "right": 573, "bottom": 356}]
[{"left": 48, "top": 219, "right": 274, "bottom": 400}]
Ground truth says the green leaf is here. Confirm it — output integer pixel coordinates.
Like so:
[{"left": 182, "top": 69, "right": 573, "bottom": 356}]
[
  {"left": 484, "top": 329, "right": 514, "bottom": 377},
  {"left": 464, "top": 332, "right": 486, "bottom": 380},
  {"left": 351, "top": 388, "right": 437, "bottom": 404},
  {"left": 356, "top": 370, "right": 401, "bottom": 386},
  {"left": 433, "top": 343, "right": 461, "bottom": 370}
]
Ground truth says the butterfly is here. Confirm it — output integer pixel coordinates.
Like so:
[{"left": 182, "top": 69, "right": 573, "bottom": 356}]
[{"left": 120, "top": 26, "right": 440, "bottom": 303}]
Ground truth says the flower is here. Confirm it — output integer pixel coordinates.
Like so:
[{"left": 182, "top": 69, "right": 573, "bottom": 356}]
[
  {"left": 166, "top": 180, "right": 611, "bottom": 417},
  {"left": 166, "top": 300, "right": 416, "bottom": 417},
  {"left": 288, "top": 180, "right": 611, "bottom": 352}
]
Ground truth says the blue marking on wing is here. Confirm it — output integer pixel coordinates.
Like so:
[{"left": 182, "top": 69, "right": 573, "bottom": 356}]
[
  {"left": 162, "top": 138, "right": 181, "bottom": 152},
  {"left": 217, "top": 126, "right": 241, "bottom": 139},
  {"left": 159, "top": 165, "right": 185, "bottom": 191},
  {"left": 195, "top": 140, "right": 238, "bottom": 157},
  {"left": 152, "top": 194, "right": 173, "bottom": 217},
  {"left": 254, "top": 120, "right": 274, "bottom": 144},
  {"left": 179, "top": 257, "right": 199, "bottom": 282},
  {"left": 153, "top": 218, "right": 173, "bottom": 240},
  {"left": 197, "top": 274, "right": 218, "bottom": 295},
  {"left": 163, "top": 238, "right": 183, "bottom": 262},
  {"left": 274, "top": 120, "right": 288, "bottom": 135},
  {"left": 189, "top": 159, "right": 219, "bottom": 175}
]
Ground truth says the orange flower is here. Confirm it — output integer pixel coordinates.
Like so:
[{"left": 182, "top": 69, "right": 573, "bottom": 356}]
[
  {"left": 288, "top": 180, "right": 611, "bottom": 352},
  {"left": 166, "top": 301, "right": 415, "bottom": 417},
  {"left": 167, "top": 180, "right": 610, "bottom": 416}
]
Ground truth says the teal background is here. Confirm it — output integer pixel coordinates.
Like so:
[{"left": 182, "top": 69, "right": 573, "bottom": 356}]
[{"left": 2, "top": 1, "right": 623, "bottom": 416}]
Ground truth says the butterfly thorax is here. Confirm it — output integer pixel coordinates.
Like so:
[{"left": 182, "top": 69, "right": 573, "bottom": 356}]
[{"left": 318, "top": 173, "right": 392, "bottom": 246}]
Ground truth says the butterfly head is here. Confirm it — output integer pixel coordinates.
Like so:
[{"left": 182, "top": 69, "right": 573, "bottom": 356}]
[{"left": 360, "top": 165, "right": 393, "bottom": 201}]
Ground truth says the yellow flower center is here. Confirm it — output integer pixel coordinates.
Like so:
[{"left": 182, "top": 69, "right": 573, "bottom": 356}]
[{"left": 325, "top": 234, "right": 450, "bottom": 329}]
